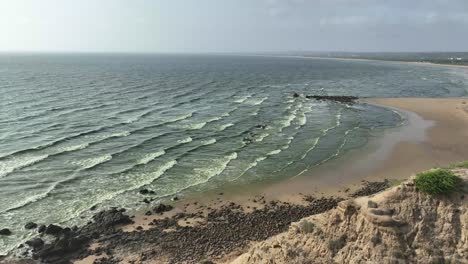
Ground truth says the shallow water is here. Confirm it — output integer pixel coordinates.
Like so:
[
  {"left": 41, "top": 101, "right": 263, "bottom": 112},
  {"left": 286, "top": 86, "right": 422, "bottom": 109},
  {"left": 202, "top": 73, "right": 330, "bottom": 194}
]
[{"left": 0, "top": 54, "right": 467, "bottom": 253}]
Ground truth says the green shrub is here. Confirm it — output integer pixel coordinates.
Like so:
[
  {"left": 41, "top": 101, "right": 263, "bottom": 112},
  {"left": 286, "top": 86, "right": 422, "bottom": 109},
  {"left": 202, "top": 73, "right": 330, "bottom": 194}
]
[
  {"left": 414, "top": 169, "right": 460, "bottom": 195},
  {"left": 299, "top": 220, "right": 315, "bottom": 234}
]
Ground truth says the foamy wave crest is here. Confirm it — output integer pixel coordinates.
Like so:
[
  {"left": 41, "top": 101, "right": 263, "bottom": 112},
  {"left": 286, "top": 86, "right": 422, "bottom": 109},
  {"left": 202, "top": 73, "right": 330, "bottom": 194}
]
[
  {"left": 296, "top": 106, "right": 311, "bottom": 128},
  {"left": 0, "top": 155, "right": 49, "bottom": 178},
  {"left": 81, "top": 160, "right": 178, "bottom": 217},
  {"left": 278, "top": 112, "right": 297, "bottom": 132},
  {"left": 246, "top": 97, "right": 268, "bottom": 106},
  {"left": 267, "top": 149, "right": 282, "bottom": 156},
  {"left": 201, "top": 138, "right": 217, "bottom": 146},
  {"left": 323, "top": 109, "right": 342, "bottom": 134},
  {"left": 59, "top": 143, "right": 90, "bottom": 152},
  {"left": 177, "top": 137, "right": 193, "bottom": 144},
  {"left": 185, "top": 121, "right": 207, "bottom": 130},
  {"left": 234, "top": 95, "right": 252, "bottom": 103},
  {"left": 230, "top": 156, "right": 267, "bottom": 182},
  {"left": 138, "top": 150, "right": 166, "bottom": 165},
  {"left": 281, "top": 136, "right": 295, "bottom": 150},
  {"left": 191, "top": 152, "right": 238, "bottom": 183},
  {"left": 319, "top": 126, "right": 359, "bottom": 165},
  {"left": 1, "top": 183, "right": 57, "bottom": 213},
  {"left": 255, "top": 133, "right": 269, "bottom": 142},
  {"left": 77, "top": 154, "right": 112, "bottom": 170},
  {"left": 300, "top": 137, "right": 320, "bottom": 160},
  {"left": 107, "top": 131, "right": 131, "bottom": 138},
  {"left": 166, "top": 112, "right": 194, "bottom": 123},
  {"left": 218, "top": 123, "right": 234, "bottom": 131}
]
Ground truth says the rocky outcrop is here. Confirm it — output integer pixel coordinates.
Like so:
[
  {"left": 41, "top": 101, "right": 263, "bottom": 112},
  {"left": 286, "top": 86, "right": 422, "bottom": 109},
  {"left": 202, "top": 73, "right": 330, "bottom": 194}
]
[{"left": 232, "top": 169, "right": 468, "bottom": 264}]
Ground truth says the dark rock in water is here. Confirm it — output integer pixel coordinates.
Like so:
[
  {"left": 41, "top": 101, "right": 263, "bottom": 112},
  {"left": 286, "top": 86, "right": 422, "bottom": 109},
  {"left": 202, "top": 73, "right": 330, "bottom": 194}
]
[
  {"left": 0, "top": 228, "right": 12, "bottom": 236},
  {"left": 154, "top": 204, "right": 174, "bottom": 214},
  {"left": 293, "top": 92, "right": 300, "bottom": 98},
  {"left": 142, "top": 198, "right": 150, "bottom": 204},
  {"left": 305, "top": 95, "right": 358, "bottom": 104},
  {"left": 26, "top": 238, "right": 44, "bottom": 250},
  {"left": 32, "top": 208, "right": 132, "bottom": 263},
  {"left": 139, "top": 189, "right": 149, "bottom": 195},
  {"left": 255, "top": 124, "right": 267, "bottom": 129},
  {"left": 37, "top": 225, "right": 46, "bottom": 233},
  {"left": 45, "top": 224, "right": 63, "bottom": 236},
  {"left": 88, "top": 208, "right": 134, "bottom": 233},
  {"left": 24, "top": 222, "right": 38, "bottom": 230},
  {"left": 172, "top": 196, "right": 179, "bottom": 201},
  {"left": 90, "top": 205, "right": 97, "bottom": 211}
]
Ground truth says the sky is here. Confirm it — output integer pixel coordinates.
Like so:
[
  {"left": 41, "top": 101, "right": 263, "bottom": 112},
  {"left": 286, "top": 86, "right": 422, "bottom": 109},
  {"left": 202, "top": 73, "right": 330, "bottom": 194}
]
[{"left": 1, "top": 0, "right": 467, "bottom": 53}]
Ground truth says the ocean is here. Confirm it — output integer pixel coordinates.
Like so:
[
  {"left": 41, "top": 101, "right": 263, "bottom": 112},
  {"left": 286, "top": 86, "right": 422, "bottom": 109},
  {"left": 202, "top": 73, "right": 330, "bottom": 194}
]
[{"left": 0, "top": 54, "right": 467, "bottom": 253}]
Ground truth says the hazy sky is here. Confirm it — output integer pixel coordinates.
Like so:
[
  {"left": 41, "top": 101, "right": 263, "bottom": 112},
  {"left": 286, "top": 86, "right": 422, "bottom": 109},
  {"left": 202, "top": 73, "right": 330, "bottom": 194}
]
[{"left": 1, "top": 0, "right": 467, "bottom": 53}]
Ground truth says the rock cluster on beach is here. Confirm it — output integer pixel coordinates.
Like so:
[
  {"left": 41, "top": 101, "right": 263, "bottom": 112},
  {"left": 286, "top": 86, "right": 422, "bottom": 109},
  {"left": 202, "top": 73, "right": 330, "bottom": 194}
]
[{"left": 3, "top": 178, "right": 393, "bottom": 264}]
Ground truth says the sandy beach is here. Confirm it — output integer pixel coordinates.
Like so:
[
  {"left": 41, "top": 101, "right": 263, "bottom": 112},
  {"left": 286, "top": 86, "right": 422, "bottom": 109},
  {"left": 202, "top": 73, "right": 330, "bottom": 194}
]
[{"left": 189, "top": 97, "right": 468, "bottom": 204}]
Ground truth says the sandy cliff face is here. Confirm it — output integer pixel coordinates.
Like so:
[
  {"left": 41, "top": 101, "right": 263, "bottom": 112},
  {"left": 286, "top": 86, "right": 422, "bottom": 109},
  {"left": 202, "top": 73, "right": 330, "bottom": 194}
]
[{"left": 232, "top": 169, "right": 468, "bottom": 264}]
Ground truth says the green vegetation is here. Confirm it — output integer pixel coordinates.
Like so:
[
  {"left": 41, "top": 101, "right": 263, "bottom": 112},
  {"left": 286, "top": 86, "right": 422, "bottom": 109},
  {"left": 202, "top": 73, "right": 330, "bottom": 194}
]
[
  {"left": 414, "top": 169, "right": 460, "bottom": 195},
  {"left": 299, "top": 220, "right": 315, "bottom": 234}
]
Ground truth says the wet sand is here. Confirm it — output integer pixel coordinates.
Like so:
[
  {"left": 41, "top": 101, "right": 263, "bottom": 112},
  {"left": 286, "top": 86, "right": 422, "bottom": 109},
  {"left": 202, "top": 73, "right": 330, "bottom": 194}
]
[{"left": 260, "top": 98, "right": 468, "bottom": 201}]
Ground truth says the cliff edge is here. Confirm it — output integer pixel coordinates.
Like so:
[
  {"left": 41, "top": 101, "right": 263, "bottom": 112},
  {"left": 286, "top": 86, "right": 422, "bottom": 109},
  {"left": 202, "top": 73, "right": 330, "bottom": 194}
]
[{"left": 232, "top": 169, "right": 468, "bottom": 264}]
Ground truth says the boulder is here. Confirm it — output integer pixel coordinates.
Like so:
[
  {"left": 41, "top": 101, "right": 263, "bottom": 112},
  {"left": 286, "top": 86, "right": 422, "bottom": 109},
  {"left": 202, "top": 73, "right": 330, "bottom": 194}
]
[
  {"left": 154, "top": 204, "right": 174, "bottom": 214},
  {"left": 25, "top": 238, "right": 44, "bottom": 250},
  {"left": 45, "top": 224, "right": 63, "bottom": 236},
  {"left": 24, "top": 222, "right": 38, "bottom": 230},
  {"left": 0, "top": 228, "right": 11, "bottom": 236}
]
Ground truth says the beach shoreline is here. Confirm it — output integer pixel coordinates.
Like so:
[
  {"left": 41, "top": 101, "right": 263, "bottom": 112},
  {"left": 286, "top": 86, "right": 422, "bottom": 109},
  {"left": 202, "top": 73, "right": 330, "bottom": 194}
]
[
  {"left": 84, "top": 97, "right": 468, "bottom": 263},
  {"left": 4, "top": 97, "right": 468, "bottom": 264}
]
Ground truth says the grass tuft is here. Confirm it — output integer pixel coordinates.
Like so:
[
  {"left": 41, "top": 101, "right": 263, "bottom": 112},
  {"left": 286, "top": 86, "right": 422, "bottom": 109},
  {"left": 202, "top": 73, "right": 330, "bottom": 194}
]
[{"left": 414, "top": 169, "right": 460, "bottom": 195}]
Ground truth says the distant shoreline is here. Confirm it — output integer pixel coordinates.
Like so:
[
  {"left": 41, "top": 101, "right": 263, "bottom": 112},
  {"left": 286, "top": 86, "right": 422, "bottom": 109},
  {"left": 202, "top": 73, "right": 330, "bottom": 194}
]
[
  {"left": 304, "top": 56, "right": 468, "bottom": 69},
  {"left": 242, "top": 53, "right": 468, "bottom": 69}
]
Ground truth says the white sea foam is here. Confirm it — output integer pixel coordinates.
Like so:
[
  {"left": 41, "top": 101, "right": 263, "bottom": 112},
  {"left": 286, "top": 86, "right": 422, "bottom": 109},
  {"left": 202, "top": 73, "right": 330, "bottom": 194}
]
[
  {"left": 186, "top": 122, "right": 207, "bottom": 130},
  {"left": 323, "top": 109, "right": 342, "bottom": 134},
  {"left": 190, "top": 152, "right": 237, "bottom": 184},
  {"left": 255, "top": 133, "right": 269, "bottom": 142},
  {"left": 177, "top": 137, "right": 193, "bottom": 144},
  {"left": 77, "top": 154, "right": 112, "bottom": 170},
  {"left": 0, "top": 154, "right": 49, "bottom": 178},
  {"left": 108, "top": 131, "right": 131, "bottom": 138},
  {"left": 1, "top": 183, "right": 57, "bottom": 213},
  {"left": 59, "top": 143, "right": 90, "bottom": 152},
  {"left": 230, "top": 155, "right": 266, "bottom": 182},
  {"left": 138, "top": 150, "right": 166, "bottom": 165},
  {"left": 281, "top": 136, "right": 295, "bottom": 150},
  {"left": 300, "top": 137, "right": 320, "bottom": 160},
  {"left": 219, "top": 123, "right": 234, "bottom": 131},
  {"left": 82, "top": 159, "right": 178, "bottom": 216},
  {"left": 201, "top": 138, "right": 217, "bottom": 146},
  {"left": 247, "top": 97, "right": 268, "bottom": 105},
  {"left": 234, "top": 95, "right": 252, "bottom": 103},
  {"left": 267, "top": 149, "right": 282, "bottom": 156},
  {"left": 167, "top": 112, "right": 193, "bottom": 123}
]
